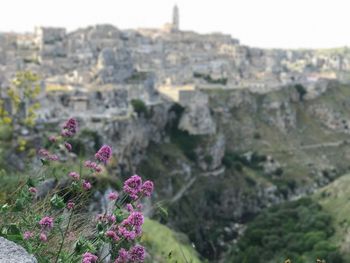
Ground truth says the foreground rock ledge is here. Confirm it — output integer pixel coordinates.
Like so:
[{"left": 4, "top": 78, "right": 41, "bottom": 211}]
[{"left": 0, "top": 237, "right": 37, "bottom": 263}]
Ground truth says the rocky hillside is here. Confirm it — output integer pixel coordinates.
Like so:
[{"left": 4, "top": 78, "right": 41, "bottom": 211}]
[
  {"left": 132, "top": 80, "right": 350, "bottom": 261},
  {"left": 314, "top": 173, "right": 350, "bottom": 262}
]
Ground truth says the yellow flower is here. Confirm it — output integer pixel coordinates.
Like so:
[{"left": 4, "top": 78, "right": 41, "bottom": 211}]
[{"left": 3, "top": 117, "right": 12, "bottom": 124}]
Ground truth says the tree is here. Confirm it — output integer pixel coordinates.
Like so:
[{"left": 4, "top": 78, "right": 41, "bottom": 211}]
[{"left": 0, "top": 71, "right": 40, "bottom": 130}]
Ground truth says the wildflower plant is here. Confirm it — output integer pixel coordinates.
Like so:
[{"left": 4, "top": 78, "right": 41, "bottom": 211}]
[{"left": 0, "top": 117, "right": 154, "bottom": 263}]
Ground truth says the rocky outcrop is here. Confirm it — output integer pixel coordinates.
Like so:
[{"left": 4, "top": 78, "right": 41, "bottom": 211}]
[
  {"left": 0, "top": 237, "right": 37, "bottom": 263},
  {"left": 178, "top": 104, "right": 216, "bottom": 135},
  {"left": 96, "top": 47, "right": 134, "bottom": 84}
]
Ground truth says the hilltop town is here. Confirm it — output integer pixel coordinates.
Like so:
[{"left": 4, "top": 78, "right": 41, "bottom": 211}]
[{"left": 1, "top": 5, "right": 350, "bottom": 132}]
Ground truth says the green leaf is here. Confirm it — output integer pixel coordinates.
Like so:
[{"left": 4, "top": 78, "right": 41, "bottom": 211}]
[
  {"left": 50, "top": 194, "right": 65, "bottom": 209},
  {"left": 156, "top": 203, "right": 168, "bottom": 219},
  {"left": 40, "top": 159, "right": 50, "bottom": 166},
  {"left": 0, "top": 203, "right": 10, "bottom": 213},
  {"left": 3, "top": 224, "right": 22, "bottom": 241}
]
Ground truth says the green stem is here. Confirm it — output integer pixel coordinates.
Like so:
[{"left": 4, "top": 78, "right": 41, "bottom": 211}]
[{"left": 54, "top": 209, "right": 74, "bottom": 263}]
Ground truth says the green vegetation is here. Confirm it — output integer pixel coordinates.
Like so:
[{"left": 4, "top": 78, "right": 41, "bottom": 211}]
[
  {"left": 314, "top": 174, "right": 350, "bottom": 262},
  {"left": 131, "top": 99, "right": 152, "bottom": 119},
  {"left": 222, "top": 151, "right": 266, "bottom": 171},
  {"left": 125, "top": 71, "right": 149, "bottom": 83},
  {"left": 227, "top": 198, "right": 343, "bottom": 263},
  {"left": 193, "top": 72, "right": 227, "bottom": 85},
  {"left": 0, "top": 71, "right": 41, "bottom": 129},
  {"left": 294, "top": 84, "right": 307, "bottom": 101},
  {"left": 166, "top": 104, "right": 203, "bottom": 161},
  {"left": 142, "top": 219, "right": 202, "bottom": 263}
]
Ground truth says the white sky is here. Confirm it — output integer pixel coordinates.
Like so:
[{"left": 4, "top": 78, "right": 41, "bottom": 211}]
[{"left": 0, "top": 0, "right": 349, "bottom": 49}]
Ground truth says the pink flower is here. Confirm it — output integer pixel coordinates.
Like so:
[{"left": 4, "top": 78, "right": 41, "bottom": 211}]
[
  {"left": 38, "top": 149, "right": 59, "bottom": 161},
  {"left": 123, "top": 175, "right": 142, "bottom": 200},
  {"left": 126, "top": 212, "right": 144, "bottom": 228},
  {"left": 28, "top": 187, "right": 37, "bottom": 194},
  {"left": 48, "top": 154, "right": 59, "bottom": 161},
  {"left": 106, "top": 230, "right": 120, "bottom": 241},
  {"left": 62, "top": 118, "right": 78, "bottom": 137},
  {"left": 67, "top": 201, "right": 75, "bottom": 210},
  {"left": 94, "top": 165, "right": 102, "bottom": 173},
  {"left": 39, "top": 233, "right": 47, "bottom": 242},
  {"left": 62, "top": 118, "right": 78, "bottom": 135},
  {"left": 96, "top": 214, "right": 104, "bottom": 222},
  {"left": 49, "top": 136, "right": 57, "bottom": 143},
  {"left": 115, "top": 248, "right": 129, "bottom": 263},
  {"left": 118, "top": 226, "right": 136, "bottom": 241},
  {"left": 128, "top": 245, "right": 145, "bottom": 262},
  {"left": 64, "top": 142, "right": 72, "bottom": 151},
  {"left": 38, "top": 148, "right": 50, "bottom": 158},
  {"left": 84, "top": 160, "right": 102, "bottom": 173},
  {"left": 82, "top": 180, "right": 92, "bottom": 190},
  {"left": 39, "top": 216, "right": 54, "bottom": 230},
  {"left": 135, "top": 225, "right": 142, "bottom": 236},
  {"left": 141, "top": 180, "right": 154, "bottom": 197},
  {"left": 107, "top": 214, "right": 116, "bottom": 224},
  {"left": 108, "top": 192, "right": 119, "bottom": 201},
  {"left": 126, "top": 203, "right": 134, "bottom": 212},
  {"left": 82, "top": 252, "right": 98, "bottom": 263},
  {"left": 68, "top": 172, "right": 80, "bottom": 180},
  {"left": 23, "top": 231, "right": 34, "bottom": 240},
  {"left": 95, "top": 145, "right": 112, "bottom": 164}
]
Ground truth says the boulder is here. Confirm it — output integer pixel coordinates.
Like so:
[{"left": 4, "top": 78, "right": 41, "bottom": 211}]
[{"left": 0, "top": 237, "right": 37, "bottom": 263}]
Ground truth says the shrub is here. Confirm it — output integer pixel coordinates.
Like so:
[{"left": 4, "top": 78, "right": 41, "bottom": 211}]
[
  {"left": 166, "top": 104, "right": 202, "bottom": 161},
  {"left": 193, "top": 72, "right": 228, "bottom": 85},
  {"left": 131, "top": 99, "right": 150, "bottom": 118},
  {"left": 228, "top": 198, "right": 342, "bottom": 263},
  {"left": 294, "top": 84, "right": 307, "bottom": 101},
  {"left": 223, "top": 151, "right": 266, "bottom": 171},
  {"left": 0, "top": 118, "right": 154, "bottom": 263}
]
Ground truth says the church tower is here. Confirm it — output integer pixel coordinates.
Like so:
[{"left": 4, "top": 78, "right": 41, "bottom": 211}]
[{"left": 172, "top": 5, "right": 179, "bottom": 31}]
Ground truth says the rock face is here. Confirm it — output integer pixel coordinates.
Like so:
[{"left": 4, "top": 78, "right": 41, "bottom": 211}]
[
  {"left": 96, "top": 47, "right": 134, "bottom": 84},
  {"left": 0, "top": 237, "right": 37, "bottom": 263}
]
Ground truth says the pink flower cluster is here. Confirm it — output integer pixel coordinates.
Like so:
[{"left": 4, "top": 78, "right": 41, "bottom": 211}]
[
  {"left": 68, "top": 172, "right": 80, "bottom": 180},
  {"left": 67, "top": 171, "right": 92, "bottom": 191},
  {"left": 124, "top": 212, "right": 144, "bottom": 228},
  {"left": 82, "top": 252, "right": 98, "bottom": 263},
  {"left": 48, "top": 135, "right": 56, "bottom": 143},
  {"left": 84, "top": 160, "right": 102, "bottom": 173},
  {"left": 64, "top": 142, "right": 72, "bottom": 152},
  {"left": 32, "top": 118, "right": 152, "bottom": 262},
  {"left": 96, "top": 214, "right": 116, "bottom": 224},
  {"left": 23, "top": 216, "right": 56, "bottom": 243},
  {"left": 61, "top": 118, "right": 78, "bottom": 137},
  {"left": 39, "top": 216, "right": 54, "bottom": 230},
  {"left": 28, "top": 187, "right": 37, "bottom": 194},
  {"left": 23, "top": 231, "right": 34, "bottom": 240},
  {"left": 108, "top": 192, "right": 119, "bottom": 201},
  {"left": 129, "top": 245, "right": 146, "bottom": 262},
  {"left": 67, "top": 201, "right": 75, "bottom": 210},
  {"left": 141, "top": 181, "right": 154, "bottom": 197},
  {"left": 83, "top": 180, "right": 92, "bottom": 190},
  {"left": 114, "top": 245, "right": 146, "bottom": 263},
  {"left": 38, "top": 148, "right": 59, "bottom": 161},
  {"left": 115, "top": 248, "right": 129, "bottom": 263},
  {"left": 106, "top": 230, "right": 120, "bottom": 241},
  {"left": 95, "top": 145, "right": 112, "bottom": 164},
  {"left": 123, "top": 175, "right": 154, "bottom": 200},
  {"left": 40, "top": 233, "right": 47, "bottom": 242}
]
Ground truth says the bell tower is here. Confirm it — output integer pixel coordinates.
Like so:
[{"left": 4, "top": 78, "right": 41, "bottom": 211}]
[{"left": 172, "top": 4, "right": 179, "bottom": 31}]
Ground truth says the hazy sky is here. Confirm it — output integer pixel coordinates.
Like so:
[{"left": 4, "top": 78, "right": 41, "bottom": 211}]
[{"left": 1, "top": 0, "right": 349, "bottom": 49}]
